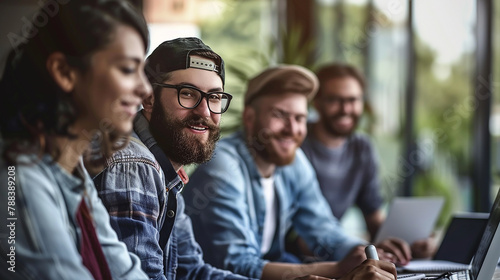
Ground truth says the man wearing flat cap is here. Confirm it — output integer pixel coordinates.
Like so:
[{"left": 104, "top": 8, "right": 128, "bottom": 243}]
[
  {"left": 93, "top": 37, "right": 253, "bottom": 280},
  {"left": 183, "top": 65, "right": 397, "bottom": 280}
]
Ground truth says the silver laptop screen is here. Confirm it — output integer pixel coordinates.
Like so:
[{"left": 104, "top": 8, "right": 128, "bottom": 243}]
[{"left": 471, "top": 188, "right": 500, "bottom": 278}]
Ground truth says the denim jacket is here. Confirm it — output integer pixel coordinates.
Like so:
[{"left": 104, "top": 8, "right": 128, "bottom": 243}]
[
  {"left": 0, "top": 153, "right": 147, "bottom": 280},
  {"left": 183, "top": 131, "right": 366, "bottom": 279},
  {"left": 93, "top": 111, "right": 253, "bottom": 280}
]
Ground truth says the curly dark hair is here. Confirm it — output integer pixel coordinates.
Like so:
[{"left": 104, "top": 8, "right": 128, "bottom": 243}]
[{"left": 0, "top": 0, "right": 149, "bottom": 168}]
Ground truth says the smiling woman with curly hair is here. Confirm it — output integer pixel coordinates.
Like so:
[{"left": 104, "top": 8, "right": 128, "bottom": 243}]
[{"left": 0, "top": 1, "right": 152, "bottom": 279}]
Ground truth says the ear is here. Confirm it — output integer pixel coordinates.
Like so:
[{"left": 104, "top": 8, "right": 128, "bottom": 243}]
[
  {"left": 46, "top": 52, "right": 77, "bottom": 92},
  {"left": 141, "top": 91, "right": 155, "bottom": 121},
  {"left": 142, "top": 91, "right": 155, "bottom": 112},
  {"left": 242, "top": 106, "right": 256, "bottom": 132}
]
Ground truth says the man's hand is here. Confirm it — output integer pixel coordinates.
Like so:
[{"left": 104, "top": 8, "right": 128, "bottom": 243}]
[
  {"left": 376, "top": 237, "right": 412, "bottom": 265},
  {"left": 294, "top": 260, "right": 396, "bottom": 280},
  {"left": 411, "top": 236, "right": 437, "bottom": 259},
  {"left": 295, "top": 276, "right": 331, "bottom": 280},
  {"left": 334, "top": 245, "right": 369, "bottom": 276},
  {"left": 338, "top": 259, "right": 397, "bottom": 280}
]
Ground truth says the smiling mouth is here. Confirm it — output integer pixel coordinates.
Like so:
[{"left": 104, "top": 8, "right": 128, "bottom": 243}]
[
  {"left": 335, "top": 116, "right": 354, "bottom": 124},
  {"left": 275, "top": 137, "right": 298, "bottom": 148},
  {"left": 119, "top": 101, "right": 140, "bottom": 116},
  {"left": 189, "top": 125, "right": 208, "bottom": 131},
  {"left": 121, "top": 100, "right": 140, "bottom": 109},
  {"left": 278, "top": 138, "right": 295, "bottom": 143}
]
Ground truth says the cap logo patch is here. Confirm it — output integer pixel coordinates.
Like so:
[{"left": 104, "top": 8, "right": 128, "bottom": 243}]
[{"left": 189, "top": 56, "right": 218, "bottom": 72}]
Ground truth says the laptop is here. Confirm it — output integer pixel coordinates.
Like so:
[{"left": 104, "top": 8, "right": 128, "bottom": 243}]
[
  {"left": 401, "top": 213, "right": 489, "bottom": 273},
  {"left": 374, "top": 197, "right": 445, "bottom": 244},
  {"left": 433, "top": 212, "right": 489, "bottom": 264},
  {"left": 407, "top": 188, "right": 500, "bottom": 280}
]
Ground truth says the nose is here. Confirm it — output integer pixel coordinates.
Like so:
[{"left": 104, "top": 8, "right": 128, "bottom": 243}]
[
  {"left": 340, "top": 100, "right": 354, "bottom": 114},
  {"left": 136, "top": 70, "right": 153, "bottom": 100},
  {"left": 282, "top": 116, "right": 301, "bottom": 137},
  {"left": 192, "top": 96, "right": 211, "bottom": 118}
]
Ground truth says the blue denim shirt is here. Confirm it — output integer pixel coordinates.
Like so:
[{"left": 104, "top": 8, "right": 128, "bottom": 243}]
[
  {"left": 0, "top": 153, "right": 147, "bottom": 280},
  {"left": 94, "top": 111, "right": 253, "bottom": 280},
  {"left": 183, "top": 131, "right": 366, "bottom": 279}
]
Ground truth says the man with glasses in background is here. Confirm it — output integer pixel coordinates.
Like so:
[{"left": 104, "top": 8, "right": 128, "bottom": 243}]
[
  {"left": 301, "top": 63, "right": 385, "bottom": 247},
  {"left": 92, "top": 38, "right": 251, "bottom": 280},
  {"left": 300, "top": 63, "right": 434, "bottom": 259}
]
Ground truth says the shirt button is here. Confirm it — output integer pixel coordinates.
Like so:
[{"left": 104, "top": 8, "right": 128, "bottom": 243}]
[{"left": 167, "top": 210, "right": 175, "bottom": 218}]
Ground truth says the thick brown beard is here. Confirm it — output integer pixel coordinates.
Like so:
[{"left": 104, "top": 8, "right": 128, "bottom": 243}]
[
  {"left": 149, "top": 99, "right": 220, "bottom": 166},
  {"left": 322, "top": 113, "right": 359, "bottom": 137}
]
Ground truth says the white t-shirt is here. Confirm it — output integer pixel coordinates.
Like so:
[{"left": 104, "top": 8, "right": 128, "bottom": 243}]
[{"left": 260, "top": 176, "right": 277, "bottom": 254}]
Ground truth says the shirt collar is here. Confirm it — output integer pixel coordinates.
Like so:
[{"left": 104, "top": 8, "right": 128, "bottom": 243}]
[
  {"left": 133, "top": 110, "right": 185, "bottom": 192},
  {"left": 133, "top": 110, "right": 157, "bottom": 150}
]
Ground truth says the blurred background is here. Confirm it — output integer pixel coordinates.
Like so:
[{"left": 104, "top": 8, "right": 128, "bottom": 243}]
[{"left": 1, "top": 0, "right": 498, "bottom": 238}]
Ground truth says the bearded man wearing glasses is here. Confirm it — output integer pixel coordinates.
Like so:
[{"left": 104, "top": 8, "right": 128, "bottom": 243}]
[{"left": 92, "top": 37, "right": 251, "bottom": 280}]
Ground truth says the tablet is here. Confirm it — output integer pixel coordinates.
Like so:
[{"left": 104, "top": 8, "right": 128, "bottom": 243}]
[{"left": 374, "top": 197, "right": 445, "bottom": 244}]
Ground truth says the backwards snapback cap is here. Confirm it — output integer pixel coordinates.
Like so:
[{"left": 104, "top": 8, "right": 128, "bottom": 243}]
[
  {"left": 244, "top": 64, "right": 318, "bottom": 105},
  {"left": 145, "top": 37, "right": 225, "bottom": 85}
]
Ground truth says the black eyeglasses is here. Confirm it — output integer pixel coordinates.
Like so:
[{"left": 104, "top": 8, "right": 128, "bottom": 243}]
[
  {"left": 153, "top": 83, "right": 232, "bottom": 114},
  {"left": 323, "top": 96, "right": 362, "bottom": 106}
]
